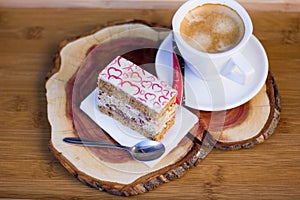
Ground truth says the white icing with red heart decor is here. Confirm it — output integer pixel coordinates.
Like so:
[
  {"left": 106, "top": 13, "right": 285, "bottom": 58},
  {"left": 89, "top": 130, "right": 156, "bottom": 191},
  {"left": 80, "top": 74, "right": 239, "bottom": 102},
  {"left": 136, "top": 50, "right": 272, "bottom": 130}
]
[{"left": 98, "top": 56, "right": 177, "bottom": 112}]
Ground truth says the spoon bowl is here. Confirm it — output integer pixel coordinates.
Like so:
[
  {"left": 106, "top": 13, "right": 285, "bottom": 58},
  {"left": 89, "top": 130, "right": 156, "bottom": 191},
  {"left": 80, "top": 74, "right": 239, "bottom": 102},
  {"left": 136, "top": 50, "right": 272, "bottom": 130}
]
[
  {"left": 130, "top": 140, "right": 166, "bottom": 161},
  {"left": 63, "top": 137, "right": 166, "bottom": 162}
]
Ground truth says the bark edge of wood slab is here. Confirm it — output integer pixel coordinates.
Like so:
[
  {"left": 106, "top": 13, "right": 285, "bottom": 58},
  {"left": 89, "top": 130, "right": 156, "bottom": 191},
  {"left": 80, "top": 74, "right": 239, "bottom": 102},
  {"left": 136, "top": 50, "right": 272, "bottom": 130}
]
[
  {"left": 212, "top": 72, "right": 281, "bottom": 150},
  {"left": 46, "top": 20, "right": 207, "bottom": 196},
  {"left": 46, "top": 19, "right": 281, "bottom": 196}
]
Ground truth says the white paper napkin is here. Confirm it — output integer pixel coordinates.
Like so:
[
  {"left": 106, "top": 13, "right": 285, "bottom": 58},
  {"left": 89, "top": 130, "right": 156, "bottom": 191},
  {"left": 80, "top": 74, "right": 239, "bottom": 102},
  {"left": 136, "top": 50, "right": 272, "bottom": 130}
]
[{"left": 80, "top": 88, "right": 198, "bottom": 167}]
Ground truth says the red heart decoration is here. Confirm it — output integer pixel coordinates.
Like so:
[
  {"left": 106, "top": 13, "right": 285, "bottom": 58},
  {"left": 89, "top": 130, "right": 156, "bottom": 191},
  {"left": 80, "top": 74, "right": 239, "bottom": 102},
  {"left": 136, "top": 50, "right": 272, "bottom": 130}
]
[
  {"left": 145, "top": 93, "right": 156, "bottom": 101},
  {"left": 130, "top": 72, "right": 142, "bottom": 82},
  {"left": 162, "top": 89, "right": 170, "bottom": 97},
  {"left": 152, "top": 83, "right": 163, "bottom": 92},
  {"left": 123, "top": 72, "right": 129, "bottom": 79},
  {"left": 141, "top": 80, "right": 152, "bottom": 89},
  {"left": 170, "top": 91, "right": 177, "bottom": 98},
  {"left": 98, "top": 72, "right": 107, "bottom": 79},
  {"left": 147, "top": 75, "right": 156, "bottom": 82},
  {"left": 109, "top": 76, "right": 122, "bottom": 85},
  {"left": 107, "top": 67, "right": 122, "bottom": 79},
  {"left": 158, "top": 95, "right": 169, "bottom": 105},
  {"left": 121, "top": 81, "right": 140, "bottom": 95},
  {"left": 117, "top": 56, "right": 122, "bottom": 66},
  {"left": 161, "top": 81, "right": 168, "bottom": 87}
]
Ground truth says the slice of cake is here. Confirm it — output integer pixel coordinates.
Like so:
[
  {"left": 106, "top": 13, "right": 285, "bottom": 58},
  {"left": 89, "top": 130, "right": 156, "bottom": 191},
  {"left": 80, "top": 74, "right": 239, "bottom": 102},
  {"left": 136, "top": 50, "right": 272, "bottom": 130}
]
[{"left": 97, "top": 56, "right": 177, "bottom": 141}]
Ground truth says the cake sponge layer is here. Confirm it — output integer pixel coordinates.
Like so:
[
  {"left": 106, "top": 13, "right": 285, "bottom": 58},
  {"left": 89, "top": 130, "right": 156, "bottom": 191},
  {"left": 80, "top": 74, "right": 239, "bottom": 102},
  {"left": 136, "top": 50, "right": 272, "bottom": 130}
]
[
  {"left": 97, "top": 56, "right": 177, "bottom": 141},
  {"left": 98, "top": 105, "right": 175, "bottom": 141}
]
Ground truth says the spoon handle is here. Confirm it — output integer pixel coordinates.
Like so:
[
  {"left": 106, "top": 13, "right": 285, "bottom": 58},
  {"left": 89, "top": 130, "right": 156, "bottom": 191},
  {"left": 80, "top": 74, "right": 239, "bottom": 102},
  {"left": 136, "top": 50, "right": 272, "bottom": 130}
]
[{"left": 63, "top": 137, "right": 126, "bottom": 150}]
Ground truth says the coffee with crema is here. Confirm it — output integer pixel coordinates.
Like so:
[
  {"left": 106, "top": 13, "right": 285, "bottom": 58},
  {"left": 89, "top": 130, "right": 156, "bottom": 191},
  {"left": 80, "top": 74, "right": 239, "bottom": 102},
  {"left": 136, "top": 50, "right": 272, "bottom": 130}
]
[{"left": 180, "top": 4, "right": 245, "bottom": 53}]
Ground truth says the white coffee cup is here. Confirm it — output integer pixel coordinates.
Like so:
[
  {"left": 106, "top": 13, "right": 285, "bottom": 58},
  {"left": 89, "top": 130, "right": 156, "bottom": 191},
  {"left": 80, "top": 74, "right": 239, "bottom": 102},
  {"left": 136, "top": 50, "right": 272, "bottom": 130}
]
[{"left": 172, "top": 0, "right": 254, "bottom": 85}]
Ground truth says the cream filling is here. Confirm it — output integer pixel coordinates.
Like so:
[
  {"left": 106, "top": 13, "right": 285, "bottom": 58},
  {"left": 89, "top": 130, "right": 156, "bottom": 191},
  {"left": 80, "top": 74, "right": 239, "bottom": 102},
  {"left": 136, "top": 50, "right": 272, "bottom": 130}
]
[{"left": 97, "top": 91, "right": 175, "bottom": 136}]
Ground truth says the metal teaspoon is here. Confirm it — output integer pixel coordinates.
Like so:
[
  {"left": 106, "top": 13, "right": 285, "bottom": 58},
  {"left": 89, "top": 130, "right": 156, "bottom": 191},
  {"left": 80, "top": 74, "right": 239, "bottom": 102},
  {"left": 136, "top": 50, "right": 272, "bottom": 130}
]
[{"left": 63, "top": 137, "right": 166, "bottom": 162}]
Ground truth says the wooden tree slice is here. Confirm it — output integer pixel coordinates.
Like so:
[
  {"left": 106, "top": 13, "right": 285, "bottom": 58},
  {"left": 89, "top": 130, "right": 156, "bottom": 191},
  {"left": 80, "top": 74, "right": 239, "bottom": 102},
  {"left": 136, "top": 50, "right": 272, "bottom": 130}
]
[
  {"left": 199, "top": 73, "right": 281, "bottom": 150},
  {"left": 46, "top": 20, "right": 280, "bottom": 196},
  {"left": 46, "top": 21, "right": 207, "bottom": 196}
]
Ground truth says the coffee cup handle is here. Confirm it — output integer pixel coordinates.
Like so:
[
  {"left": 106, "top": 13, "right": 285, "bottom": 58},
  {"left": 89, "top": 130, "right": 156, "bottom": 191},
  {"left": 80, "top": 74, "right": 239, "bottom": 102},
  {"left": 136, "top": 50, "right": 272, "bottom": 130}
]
[{"left": 220, "top": 53, "right": 255, "bottom": 85}]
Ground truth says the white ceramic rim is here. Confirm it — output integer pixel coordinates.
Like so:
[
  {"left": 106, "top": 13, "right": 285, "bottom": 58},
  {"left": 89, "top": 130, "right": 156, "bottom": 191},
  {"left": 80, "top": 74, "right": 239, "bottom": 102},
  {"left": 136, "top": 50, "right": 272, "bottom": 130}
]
[{"left": 172, "top": 0, "right": 253, "bottom": 58}]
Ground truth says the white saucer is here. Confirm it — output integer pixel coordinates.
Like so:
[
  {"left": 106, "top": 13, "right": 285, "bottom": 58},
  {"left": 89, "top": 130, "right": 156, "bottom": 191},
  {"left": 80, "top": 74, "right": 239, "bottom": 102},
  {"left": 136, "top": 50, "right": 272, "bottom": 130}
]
[{"left": 155, "top": 33, "right": 269, "bottom": 111}]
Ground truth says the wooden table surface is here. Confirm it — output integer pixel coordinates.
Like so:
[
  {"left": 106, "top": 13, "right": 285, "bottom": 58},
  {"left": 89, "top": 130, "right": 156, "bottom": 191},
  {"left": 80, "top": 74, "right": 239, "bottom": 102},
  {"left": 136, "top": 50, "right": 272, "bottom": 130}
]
[{"left": 0, "top": 7, "right": 299, "bottom": 199}]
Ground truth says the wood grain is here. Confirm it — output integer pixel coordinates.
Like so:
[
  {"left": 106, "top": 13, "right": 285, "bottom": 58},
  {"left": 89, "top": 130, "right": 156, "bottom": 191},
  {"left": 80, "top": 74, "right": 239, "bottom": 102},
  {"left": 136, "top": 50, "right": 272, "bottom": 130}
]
[
  {"left": 1, "top": 0, "right": 300, "bottom": 12},
  {"left": 0, "top": 7, "right": 299, "bottom": 199},
  {"left": 46, "top": 22, "right": 206, "bottom": 196},
  {"left": 45, "top": 20, "right": 279, "bottom": 195}
]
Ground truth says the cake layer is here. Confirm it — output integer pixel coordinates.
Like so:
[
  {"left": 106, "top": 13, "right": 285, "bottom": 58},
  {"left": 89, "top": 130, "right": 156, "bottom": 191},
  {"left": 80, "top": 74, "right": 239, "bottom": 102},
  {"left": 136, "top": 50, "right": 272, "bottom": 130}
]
[
  {"left": 98, "top": 79, "right": 176, "bottom": 119},
  {"left": 97, "top": 90, "right": 176, "bottom": 139},
  {"left": 98, "top": 104, "right": 175, "bottom": 141},
  {"left": 97, "top": 56, "right": 177, "bottom": 116},
  {"left": 97, "top": 56, "right": 177, "bottom": 141}
]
